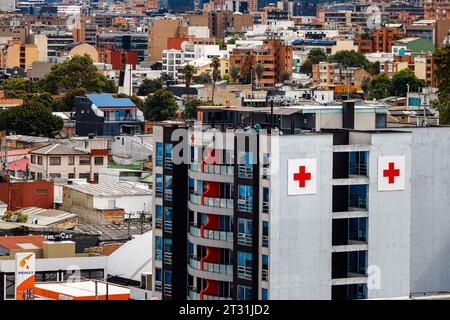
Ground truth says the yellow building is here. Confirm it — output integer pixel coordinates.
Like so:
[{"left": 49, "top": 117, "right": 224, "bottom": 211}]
[
  {"left": 0, "top": 39, "right": 39, "bottom": 69},
  {"left": 178, "top": 57, "right": 230, "bottom": 82}
]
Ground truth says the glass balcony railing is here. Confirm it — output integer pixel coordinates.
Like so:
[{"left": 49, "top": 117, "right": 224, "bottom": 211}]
[
  {"left": 189, "top": 163, "right": 234, "bottom": 175},
  {"left": 188, "top": 288, "right": 232, "bottom": 301},
  {"left": 189, "top": 257, "right": 233, "bottom": 275},
  {"left": 262, "top": 235, "right": 269, "bottom": 248},
  {"left": 189, "top": 225, "right": 233, "bottom": 242},
  {"left": 262, "top": 201, "right": 269, "bottom": 214},
  {"left": 237, "top": 233, "right": 253, "bottom": 246},
  {"left": 238, "top": 165, "right": 253, "bottom": 179},
  {"left": 238, "top": 199, "right": 252, "bottom": 212},
  {"left": 237, "top": 265, "right": 252, "bottom": 280},
  {"left": 189, "top": 193, "right": 233, "bottom": 209}
]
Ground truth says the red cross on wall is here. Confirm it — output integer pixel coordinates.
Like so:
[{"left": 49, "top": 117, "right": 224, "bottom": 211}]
[
  {"left": 293, "top": 165, "right": 311, "bottom": 188},
  {"left": 383, "top": 162, "right": 400, "bottom": 184}
]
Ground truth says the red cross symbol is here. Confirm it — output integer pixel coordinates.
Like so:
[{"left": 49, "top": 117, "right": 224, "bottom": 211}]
[
  {"left": 191, "top": 134, "right": 195, "bottom": 143},
  {"left": 383, "top": 162, "right": 400, "bottom": 184},
  {"left": 293, "top": 165, "right": 311, "bottom": 188}
]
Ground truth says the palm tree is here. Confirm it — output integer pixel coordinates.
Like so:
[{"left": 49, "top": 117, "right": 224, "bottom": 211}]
[
  {"left": 255, "top": 63, "right": 264, "bottom": 88},
  {"left": 211, "top": 56, "right": 221, "bottom": 103},
  {"left": 230, "top": 65, "right": 239, "bottom": 84},
  {"left": 182, "top": 64, "right": 195, "bottom": 102}
]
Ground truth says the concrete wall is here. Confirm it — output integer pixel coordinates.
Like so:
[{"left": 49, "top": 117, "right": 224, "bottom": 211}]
[
  {"left": 406, "top": 127, "right": 450, "bottom": 293},
  {"left": 111, "top": 135, "right": 152, "bottom": 161},
  {"left": 93, "top": 195, "right": 151, "bottom": 219},
  {"left": 367, "top": 132, "right": 412, "bottom": 298},
  {"left": 268, "top": 133, "right": 333, "bottom": 299}
]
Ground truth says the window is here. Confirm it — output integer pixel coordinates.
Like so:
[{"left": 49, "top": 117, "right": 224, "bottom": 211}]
[
  {"left": 37, "top": 172, "right": 43, "bottom": 181},
  {"left": 262, "top": 221, "right": 269, "bottom": 248},
  {"left": 79, "top": 172, "right": 90, "bottom": 180},
  {"left": 31, "top": 155, "right": 36, "bottom": 164},
  {"left": 237, "top": 251, "right": 252, "bottom": 280},
  {"left": 94, "top": 173, "right": 98, "bottom": 181},
  {"left": 155, "top": 236, "right": 162, "bottom": 261},
  {"left": 262, "top": 255, "right": 269, "bottom": 281},
  {"left": 261, "top": 288, "right": 268, "bottom": 300},
  {"left": 49, "top": 173, "right": 61, "bottom": 179},
  {"left": 164, "top": 239, "right": 172, "bottom": 264},
  {"left": 79, "top": 156, "right": 90, "bottom": 165},
  {"left": 238, "top": 185, "right": 253, "bottom": 212},
  {"left": 164, "top": 207, "right": 173, "bottom": 233},
  {"left": 262, "top": 188, "right": 269, "bottom": 214},
  {"left": 49, "top": 157, "right": 61, "bottom": 166},
  {"left": 164, "top": 270, "right": 172, "bottom": 295},
  {"left": 37, "top": 156, "right": 42, "bottom": 165},
  {"left": 154, "top": 268, "right": 162, "bottom": 291},
  {"left": 165, "top": 144, "right": 173, "bottom": 169},
  {"left": 238, "top": 218, "right": 253, "bottom": 246},
  {"left": 94, "top": 157, "right": 104, "bottom": 165},
  {"left": 155, "top": 174, "right": 163, "bottom": 198},
  {"left": 237, "top": 285, "right": 252, "bottom": 300},
  {"left": 68, "top": 173, "right": 75, "bottom": 179},
  {"left": 155, "top": 142, "right": 163, "bottom": 167},
  {"left": 68, "top": 156, "right": 75, "bottom": 165},
  {"left": 238, "top": 151, "right": 253, "bottom": 178},
  {"left": 155, "top": 205, "right": 162, "bottom": 228},
  {"left": 164, "top": 175, "right": 173, "bottom": 201}
]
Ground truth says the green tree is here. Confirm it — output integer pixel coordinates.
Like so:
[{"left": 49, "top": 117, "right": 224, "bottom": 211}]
[
  {"left": 391, "top": 69, "right": 426, "bottom": 97},
  {"left": 2, "top": 210, "right": 28, "bottom": 223},
  {"left": 240, "top": 56, "right": 252, "bottom": 84},
  {"left": 211, "top": 56, "right": 221, "bottom": 103},
  {"left": 137, "top": 78, "right": 163, "bottom": 96},
  {"left": 433, "top": 45, "right": 450, "bottom": 124},
  {"left": 0, "top": 77, "right": 42, "bottom": 98},
  {"left": 230, "top": 66, "right": 239, "bottom": 83},
  {"left": 328, "top": 50, "right": 375, "bottom": 73},
  {"left": 300, "top": 48, "right": 328, "bottom": 76},
  {"left": 0, "top": 97, "right": 63, "bottom": 137},
  {"left": 255, "top": 63, "right": 264, "bottom": 87},
  {"left": 184, "top": 98, "right": 204, "bottom": 119},
  {"left": 41, "top": 54, "right": 117, "bottom": 94},
  {"left": 142, "top": 89, "right": 178, "bottom": 121},
  {"left": 280, "top": 71, "right": 291, "bottom": 83},
  {"left": 194, "top": 72, "right": 212, "bottom": 84},
  {"left": 57, "top": 88, "right": 86, "bottom": 112},
  {"left": 367, "top": 73, "right": 392, "bottom": 100}
]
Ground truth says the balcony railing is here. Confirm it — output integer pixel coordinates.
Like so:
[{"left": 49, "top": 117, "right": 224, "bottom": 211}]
[
  {"left": 262, "top": 269, "right": 269, "bottom": 281},
  {"left": 165, "top": 156, "right": 173, "bottom": 169},
  {"left": 155, "top": 249, "right": 162, "bottom": 262},
  {"left": 238, "top": 199, "right": 252, "bottom": 212},
  {"left": 237, "top": 265, "right": 252, "bottom": 280},
  {"left": 155, "top": 187, "right": 163, "bottom": 198},
  {"left": 262, "top": 235, "right": 269, "bottom": 248},
  {"left": 189, "top": 258, "right": 233, "bottom": 275},
  {"left": 155, "top": 280, "right": 162, "bottom": 291},
  {"left": 164, "top": 284, "right": 172, "bottom": 296},
  {"left": 262, "top": 167, "right": 270, "bottom": 180},
  {"left": 155, "top": 218, "right": 162, "bottom": 229},
  {"left": 349, "top": 163, "right": 368, "bottom": 176},
  {"left": 189, "top": 193, "right": 233, "bottom": 209},
  {"left": 190, "top": 163, "right": 234, "bottom": 175},
  {"left": 238, "top": 233, "right": 253, "bottom": 246},
  {"left": 164, "top": 220, "right": 173, "bottom": 233},
  {"left": 189, "top": 225, "right": 233, "bottom": 242},
  {"left": 164, "top": 252, "right": 172, "bottom": 265},
  {"left": 188, "top": 288, "right": 232, "bottom": 301},
  {"left": 262, "top": 201, "right": 269, "bottom": 214},
  {"left": 238, "top": 165, "right": 253, "bottom": 178},
  {"left": 164, "top": 189, "right": 173, "bottom": 201}
]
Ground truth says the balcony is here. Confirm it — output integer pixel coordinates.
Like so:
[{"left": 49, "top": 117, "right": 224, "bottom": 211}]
[
  {"left": 164, "top": 252, "right": 172, "bottom": 265},
  {"left": 190, "top": 163, "right": 234, "bottom": 175},
  {"left": 155, "top": 218, "right": 162, "bottom": 229},
  {"left": 164, "top": 220, "right": 173, "bottom": 233},
  {"left": 189, "top": 193, "right": 233, "bottom": 209},
  {"left": 262, "top": 235, "right": 269, "bottom": 248},
  {"left": 262, "top": 201, "right": 269, "bottom": 214},
  {"left": 237, "top": 265, "right": 252, "bottom": 280},
  {"left": 189, "top": 225, "right": 233, "bottom": 242},
  {"left": 238, "top": 233, "right": 253, "bottom": 246},
  {"left": 187, "top": 288, "right": 232, "bottom": 301},
  {"left": 262, "top": 269, "right": 269, "bottom": 282},
  {"left": 238, "top": 165, "right": 253, "bottom": 179},
  {"left": 238, "top": 199, "right": 252, "bottom": 213},
  {"left": 189, "top": 258, "right": 233, "bottom": 275}
]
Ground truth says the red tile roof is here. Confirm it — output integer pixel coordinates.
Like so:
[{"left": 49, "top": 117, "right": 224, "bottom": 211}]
[
  {"left": 7, "top": 158, "right": 29, "bottom": 171},
  {"left": 0, "top": 235, "right": 46, "bottom": 251}
]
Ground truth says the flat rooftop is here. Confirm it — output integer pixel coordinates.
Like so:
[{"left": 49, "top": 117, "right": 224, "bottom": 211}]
[{"left": 64, "top": 181, "right": 151, "bottom": 197}]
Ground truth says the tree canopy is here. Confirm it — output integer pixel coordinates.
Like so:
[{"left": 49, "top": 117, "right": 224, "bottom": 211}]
[
  {"left": 0, "top": 77, "right": 43, "bottom": 98},
  {"left": 433, "top": 45, "right": 450, "bottom": 124},
  {"left": 367, "top": 69, "right": 426, "bottom": 100},
  {"left": 300, "top": 48, "right": 328, "bottom": 75},
  {"left": 40, "top": 54, "right": 117, "bottom": 94},
  {"left": 328, "top": 50, "right": 377, "bottom": 74},
  {"left": 142, "top": 89, "right": 178, "bottom": 121},
  {"left": 137, "top": 78, "right": 163, "bottom": 96}
]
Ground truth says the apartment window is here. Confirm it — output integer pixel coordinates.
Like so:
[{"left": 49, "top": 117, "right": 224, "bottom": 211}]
[
  {"left": 155, "top": 205, "right": 163, "bottom": 229},
  {"left": 49, "top": 157, "right": 61, "bottom": 166},
  {"left": 79, "top": 173, "right": 90, "bottom": 180},
  {"left": 94, "top": 157, "right": 104, "bottom": 165},
  {"left": 31, "top": 155, "right": 36, "bottom": 164},
  {"left": 164, "top": 175, "right": 173, "bottom": 201},
  {"left": 261, "top": 288, "right": 268, "bottom": 300},
  {"left": 37, "top": 172, "right": 43, "bottom": 181},
  {"left": 262, "top": 221, "right": 269, "bottom": 248},
  {"left": 155, "top": 236, "right": 162, "bottom": 261},
  {"left": 49, "top": 173, "right": 61, "bottom": 179},
  {"left": 164, "top": 239, "right": 172, "bottom": 264},
  {"left": 237, "top": 251, "right": 253, "bottom": 280},
  {"left": 165, "top": 144, "right": 173, "bottom": 169},
  {"left": 238, "top": 185, "right": 253, "bottom": 213},
  {"left": 238, "top": 218, "right": 253, "bottom": 246},
  {"left": 237, "top": 285, "right": 252, "bottom": 300},
  {"left": 238, "top": 151, "right": 253, "bottom": 178},
  {"left": 164, "top": 270, "right": 172, "bottom": 296},
  {"left": 155, "top": 142, "right": 163, "bottom": 167},
  {"left": 262, "top": 255, "right": 269, "bottom": 281},
  {"left": 79, "top": 156, "right": 90, "bottom": 165},
  {"left": 262, "top": 188, "right": 269, "bottom": 214},
  {"left": 94, "top": 173, "right": 98, "bottom": 181},
  {"left": 68, "top": 156, "right": 75, "bottom": 165},
  {"left": 155, "top": 174, "right": 163, "bottom": 198},
  {"left": 68, "top": 173, "right": 75, "bottom": 179},
  {"left": 164, "top": 207, "right": 173, "bottom": 233},
  {"left": 38, "top": 156, "right": 43, "bottom": 165},
  {"left": 154, "top": 268, "right": 162, "bottom": 292}
]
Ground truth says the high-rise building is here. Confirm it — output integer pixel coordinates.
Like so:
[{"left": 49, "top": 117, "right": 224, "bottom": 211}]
[{"left": 152, "top": 102, "right": 450, "bottom": 300}]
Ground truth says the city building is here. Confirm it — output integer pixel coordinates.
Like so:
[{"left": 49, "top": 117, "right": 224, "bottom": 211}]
[{"left": 75, "top": 93, "right": 145, "bottom": 136}]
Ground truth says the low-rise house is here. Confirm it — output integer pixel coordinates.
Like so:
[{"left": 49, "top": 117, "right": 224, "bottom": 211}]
[
  {"left": 60, "top": 181, "right": 152, "bottom": 224},
  {"left": 28, "top": 142, "right": 108, "bottom": 182}
]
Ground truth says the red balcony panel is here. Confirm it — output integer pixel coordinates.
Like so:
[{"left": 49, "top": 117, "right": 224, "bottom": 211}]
[{"left": 200, "top": 279, "right": 219, "bottom": 300}]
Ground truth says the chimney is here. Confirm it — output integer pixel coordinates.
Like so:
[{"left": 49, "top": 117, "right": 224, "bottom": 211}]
[{"left": 342, "top": 100, "right": 355, "bottom": 129}]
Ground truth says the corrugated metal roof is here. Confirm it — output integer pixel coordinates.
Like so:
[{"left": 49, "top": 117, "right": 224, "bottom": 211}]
[
  {"left": 30, "top": 143, "right": 88, "bottom": 155},
  {"left": 65, "top": 181, "right": 152, "bottom": 197},
  {"left": 86, "top": 93, "right": 136, "bottom": 108}
]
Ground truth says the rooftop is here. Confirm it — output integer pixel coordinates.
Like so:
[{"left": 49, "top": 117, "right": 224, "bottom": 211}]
[
  {"left": 86, "top": 93, "right": 136, "bottom": 108},
  {"left": 0, "top": 235, "right": 46, "bottom": 251},
  {"left": 64, "top": 181, "right": 152, "bottom": 197},
  {"left": 30, "top": 143, "right": 88, "bottom": 155}
]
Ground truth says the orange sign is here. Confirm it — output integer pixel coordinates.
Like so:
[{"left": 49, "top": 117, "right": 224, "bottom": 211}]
[{"left": 15, "top": 253, "right": 35, "bottom": 300}]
